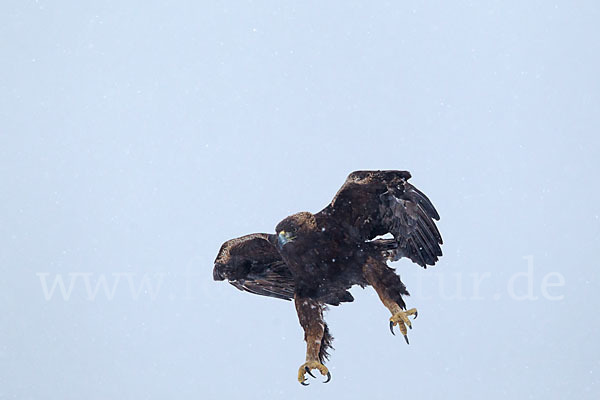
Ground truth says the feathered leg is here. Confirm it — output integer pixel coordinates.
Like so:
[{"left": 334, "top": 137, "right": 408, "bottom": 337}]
[
  {"left": 363, "top": 257, "right": 418, "bottom": 344},
  {"left": 294, "top": 295, "right": 332, "bottom": 385}
]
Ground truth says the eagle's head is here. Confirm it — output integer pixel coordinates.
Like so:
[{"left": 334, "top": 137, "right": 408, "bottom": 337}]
[{"left": 275, "top": 212, "right": 317, "bottom": 249}]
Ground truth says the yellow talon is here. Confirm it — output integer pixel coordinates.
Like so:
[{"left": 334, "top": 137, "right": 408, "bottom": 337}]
[
  {"left": 298, "top": 360, "right": 331, "bottom": 385},
  {"left": 389, "top": 307, "right": 418, "bottom": 343}
]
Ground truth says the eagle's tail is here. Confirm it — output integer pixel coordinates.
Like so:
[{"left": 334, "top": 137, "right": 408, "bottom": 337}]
[{"left": 318, "top": 323, "right": 334, "bottom": 364}]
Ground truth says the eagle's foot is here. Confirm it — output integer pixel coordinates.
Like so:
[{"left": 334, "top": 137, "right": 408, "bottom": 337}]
[
  {"left": 389, "top": 307, "right": 418, "bottom": 344},
  {"left": 298, "top": 361, "right": 331, "bottom": 386}
]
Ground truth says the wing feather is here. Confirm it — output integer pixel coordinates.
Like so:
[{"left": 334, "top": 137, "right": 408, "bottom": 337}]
[
  {"left": 319, "top": 170, "right": 443, "bottom": 268},
  {"left": 214, "top": 233, "right": 295, "bottom": 300}
]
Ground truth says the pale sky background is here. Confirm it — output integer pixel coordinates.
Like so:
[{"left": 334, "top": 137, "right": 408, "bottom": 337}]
[{"left": 1, "top": 1, "right": 599, "bottom": 399}]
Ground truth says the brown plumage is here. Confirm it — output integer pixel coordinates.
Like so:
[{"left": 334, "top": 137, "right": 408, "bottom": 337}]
[{"left": 213, "top": 170, "right": 443, "bottom": 384}]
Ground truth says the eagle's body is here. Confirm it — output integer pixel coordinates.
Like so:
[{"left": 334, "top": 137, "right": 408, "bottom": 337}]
[
  {"left": 214, "top": 170, "right": 443, "bottom": 384},
  {"left": 275, "top": 211, "right": 369, "bottom": 304}
]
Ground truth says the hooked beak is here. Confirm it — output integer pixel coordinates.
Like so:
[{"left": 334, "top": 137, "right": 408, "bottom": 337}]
[{"left": 277, "top": 230, "right": 295, "bottom": 248}]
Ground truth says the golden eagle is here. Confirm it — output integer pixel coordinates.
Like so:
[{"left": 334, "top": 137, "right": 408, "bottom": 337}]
[{"left": 213, "top": 170, "right": 443, "bottom": 385}]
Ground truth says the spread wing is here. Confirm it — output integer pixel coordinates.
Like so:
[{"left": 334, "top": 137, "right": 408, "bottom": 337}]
[
  {"left": 213, "top": 233, "right": 295, "bottom": 300},
  {"left": 319, "top": 170, "right": 443, "bottom": 267}
]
